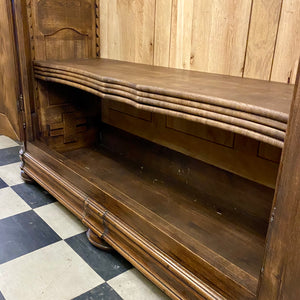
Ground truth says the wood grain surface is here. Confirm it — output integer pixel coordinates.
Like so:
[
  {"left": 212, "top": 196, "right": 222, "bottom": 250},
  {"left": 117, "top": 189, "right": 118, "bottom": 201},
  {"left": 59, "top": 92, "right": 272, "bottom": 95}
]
[
  {"left": 0, "top": 0, "right": 20, "bottom": 140},
  {"left": 100, "top": 0, "right": 155, "bottom": 64},
  {"left": 258, "top": 63, "right": 300, "bottom": 300},
  {"left": 6, "top": 1, "right": 300, "bottom": 299},
  {"left": 271, "top": 0, "right": 300, "bottom": 84},
  {"left": 33, "top": 58, "right": 293, "bottom": 149},
  {"left": 243, "top": 0, "right": 282, "bottom": 80},
  {"left": 98, "top": 0, "right": 300, "bottom": 83}
]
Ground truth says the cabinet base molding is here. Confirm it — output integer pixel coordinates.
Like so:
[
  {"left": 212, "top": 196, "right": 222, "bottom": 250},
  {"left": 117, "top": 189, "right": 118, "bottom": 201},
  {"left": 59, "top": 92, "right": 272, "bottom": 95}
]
[
  {"left": 86, "top": 229, "right": 113, "bottom": 251},
  {"left": 20, "top": 170, "right": 34, "bottom": 183},
  {"left": 20, "top": 141, "right": 233, "bottom": 300}
]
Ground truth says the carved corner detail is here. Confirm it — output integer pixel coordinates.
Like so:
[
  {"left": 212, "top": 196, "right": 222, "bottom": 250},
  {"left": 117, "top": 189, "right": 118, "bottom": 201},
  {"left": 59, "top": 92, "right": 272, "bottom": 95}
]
[{"left": 19, "top": 147, "right": 34, "bottom": 183}]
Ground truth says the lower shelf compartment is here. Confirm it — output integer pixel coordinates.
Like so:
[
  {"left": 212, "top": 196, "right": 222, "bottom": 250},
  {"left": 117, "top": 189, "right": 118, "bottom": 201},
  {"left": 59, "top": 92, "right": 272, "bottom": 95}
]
[
  {"left": 65, "top": 146, "right": 266, "bottom": 277},
  {"left": 23, "top": 138, "right": 272, "bottom": 299}
]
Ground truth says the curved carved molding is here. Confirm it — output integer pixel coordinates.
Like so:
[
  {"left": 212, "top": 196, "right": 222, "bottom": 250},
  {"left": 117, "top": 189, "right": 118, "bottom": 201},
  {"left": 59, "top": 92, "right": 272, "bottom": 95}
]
[
  {"left": 44, "top": 27, "right": 89, "bottom": 37},
  {"left": 33, "top": 59, "right": 294, "bottom": 148}
]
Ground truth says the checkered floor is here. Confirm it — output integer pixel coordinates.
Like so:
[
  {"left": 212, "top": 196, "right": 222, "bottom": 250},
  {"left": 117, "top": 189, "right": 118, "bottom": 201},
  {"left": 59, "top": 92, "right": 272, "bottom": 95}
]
[{"left": 0, "top": 135, "right": 169, "bottom": 300}]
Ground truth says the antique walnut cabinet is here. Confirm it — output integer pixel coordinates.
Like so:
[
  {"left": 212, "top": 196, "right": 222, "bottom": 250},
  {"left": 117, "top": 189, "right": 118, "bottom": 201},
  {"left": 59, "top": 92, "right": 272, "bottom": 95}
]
[{"left": 1, "top": 1, "right": 300, "bottom": 299}]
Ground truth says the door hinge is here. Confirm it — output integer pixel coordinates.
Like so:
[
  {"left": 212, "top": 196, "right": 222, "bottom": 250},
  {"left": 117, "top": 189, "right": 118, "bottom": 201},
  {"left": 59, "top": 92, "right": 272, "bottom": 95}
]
[{"left": 17, "top": 93, "right": 24, "bottom": 112}]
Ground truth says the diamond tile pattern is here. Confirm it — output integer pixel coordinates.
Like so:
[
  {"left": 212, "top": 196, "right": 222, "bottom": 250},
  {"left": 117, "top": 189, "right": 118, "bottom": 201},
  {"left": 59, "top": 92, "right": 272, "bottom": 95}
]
[{"left": 0, "top": 136, "right": 169, "bottom": 300}]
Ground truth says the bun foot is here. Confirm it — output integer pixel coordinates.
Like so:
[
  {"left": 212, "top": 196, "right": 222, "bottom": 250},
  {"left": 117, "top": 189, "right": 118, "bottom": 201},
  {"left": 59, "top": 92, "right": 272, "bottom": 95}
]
[
  {"left": 86, "top": 229, "right": 113, "bottom": 251},
  {"left": 20, "top": 170, "right": 34, "bottom": 183}
]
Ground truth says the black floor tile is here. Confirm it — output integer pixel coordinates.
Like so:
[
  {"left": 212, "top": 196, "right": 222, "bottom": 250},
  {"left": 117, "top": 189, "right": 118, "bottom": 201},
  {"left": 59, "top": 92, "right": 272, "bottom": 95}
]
[
  {"left": 11, "top": 183, "right": 56, "bottom": 208},
  {"left": 0, "top": 178, "right": 8, "bottom": 189},
  {"left": 0, "top": 146, "right": 20, "bottom": 166},
  {"left": 66, "top": 232, "right": 132, "bottom": 281},
  {"left": 0, "top": 210, "right": 61, "bottom": 264},
  {"left": 0, "top": 291, "right": 5, "bottom": 300},
  {"left": 73, "top": 283, "right": 122, "bottom": 300}
]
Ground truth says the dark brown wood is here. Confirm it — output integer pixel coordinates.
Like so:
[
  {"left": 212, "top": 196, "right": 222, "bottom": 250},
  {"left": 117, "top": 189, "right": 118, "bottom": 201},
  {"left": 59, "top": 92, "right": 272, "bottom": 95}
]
[
  {"left": 0, "top": 0, "right": 22, "bottom": 140},
  {"left": 97, "top": 124, "right": 274, "bottom": 235},
  {"left": 101, "top": 101, "right": 280, "bottom": 188},
  {"left": 22, "top": 140, "right": 253, "bottom": 299},
  {"left": 12, "top": 0, "right": 36, "bottom": 142},
  {"left": 25, "top": 0, "right": 99, "bottom": 153},
  {"left": 63, "top": 144, "right": 267, "bottom": 285},
  {"left": 86, "top": 229, "right": 113, "bottom": 252},
  {"left": 33, "top": 59, "right": 292, "bottom": 119},
  {"left": 20, "top": 170, "right": 34, "bottom": 183},
  {"left": 29, "top": 0, "right": 96, "bottom": 61},
  {"left": 19, "top": 147, "right": 34, "bottom": 183},
  {"left": 258, "top": 63, "right": 300, "bottom": 299}
]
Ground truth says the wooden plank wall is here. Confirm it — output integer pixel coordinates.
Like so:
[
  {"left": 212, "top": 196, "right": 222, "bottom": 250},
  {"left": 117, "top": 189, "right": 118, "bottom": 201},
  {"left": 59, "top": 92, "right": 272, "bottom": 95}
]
[
  {"left": 99, "top": 0, "right": 300, "bottom": 84},
  {"left": 98, "top": 0, "right": 299, "bottom": 187}
]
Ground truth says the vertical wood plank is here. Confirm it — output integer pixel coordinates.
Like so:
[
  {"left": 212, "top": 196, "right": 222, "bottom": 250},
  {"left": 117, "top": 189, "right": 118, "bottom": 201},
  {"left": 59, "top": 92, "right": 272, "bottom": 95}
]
[
  {"left": 169, "top": 0, "right": 194, "bottom": 69},
  {"left": 132, "top": 0, "right": 156, "bottom": 64},
  {"left": 100, "top": 0, "right": 121, "bottom": 60},
  {"left": 244, "top": 0, "right": 282, "bottom": 80},
  {"left": 258, "top": 64, "right": 300, "bottom": 300},
  {"left": 271, "top": 0, "right": 300, "bottom": 83},
  {"left": 153, "top": 0, "right": 172, "bottom": 67},
  {"left": 99, "top": 0, "right": 109, "bottom": 58},
  {"left": 99, "top": 0, "right": 299, "bottom": 83},
  {"left": 100, "top": 0, "right": 155, "bottom": 64},
  {"left": 189, "top": 0, "right": 252, "bottom": 76}
]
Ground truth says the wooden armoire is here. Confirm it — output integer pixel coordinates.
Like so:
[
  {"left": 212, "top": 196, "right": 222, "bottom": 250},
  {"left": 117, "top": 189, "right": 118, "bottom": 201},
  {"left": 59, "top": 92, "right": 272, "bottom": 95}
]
[{"left": 1, "top": 1, "right": 300, "bottom": 299}]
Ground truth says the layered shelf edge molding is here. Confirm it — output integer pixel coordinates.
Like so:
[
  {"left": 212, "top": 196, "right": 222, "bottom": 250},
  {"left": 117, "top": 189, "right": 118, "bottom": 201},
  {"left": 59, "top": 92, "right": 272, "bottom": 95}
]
[{"left": 33, "top": 59, "right": 294, "bottom": 148}]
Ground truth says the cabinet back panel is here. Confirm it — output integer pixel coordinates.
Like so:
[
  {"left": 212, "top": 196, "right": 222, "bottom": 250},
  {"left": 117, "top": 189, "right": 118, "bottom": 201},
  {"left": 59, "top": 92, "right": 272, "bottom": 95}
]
[
  {"left": 99, "top": 0, "right": 300, "bottom": 84},
  {"left": 99, "top": 124, "right": 274, "bottom": 238},
  {"left": 102, "top": 99, "right": 280, "bottom": 188}
]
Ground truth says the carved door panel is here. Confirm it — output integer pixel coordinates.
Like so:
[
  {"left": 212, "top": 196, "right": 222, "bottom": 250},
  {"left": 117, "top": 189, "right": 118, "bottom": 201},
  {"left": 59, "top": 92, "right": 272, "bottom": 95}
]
[
  {"left": 0, "top": 0, "right": 22, "bottom": 140},
  {"left": 27, "top": 0, "right": 99, "bottom": 150}
]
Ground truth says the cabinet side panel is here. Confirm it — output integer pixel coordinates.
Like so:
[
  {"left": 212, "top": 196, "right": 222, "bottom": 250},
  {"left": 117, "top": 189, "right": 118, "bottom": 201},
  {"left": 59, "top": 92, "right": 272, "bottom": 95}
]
[
  {"left": 258, "top": 64, "right": 300, "bottom": 299},
  {"left": 0, "top": 0, "right": 21, "bottom": 140}
]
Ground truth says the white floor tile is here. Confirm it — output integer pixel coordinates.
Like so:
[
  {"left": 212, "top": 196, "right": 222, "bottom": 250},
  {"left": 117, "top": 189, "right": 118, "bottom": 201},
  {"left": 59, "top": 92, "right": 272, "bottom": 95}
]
[
  {"left": 108, "top": 269, "right": 170, "bottom": 300},
  {"left": 0, "top": 136, "right": 19, "bottom": 150},
  {"left": 0, "top": 241, "right": 104, "bottom": 300},
  {"left": 0, "top": 187, "right": 31, "bottom": 219},
  {"left": 0, "top": 162, "right": 23, "bottom": 186},
  {"left": 34, "top": 202, "right": 86, "bottom": 239}
]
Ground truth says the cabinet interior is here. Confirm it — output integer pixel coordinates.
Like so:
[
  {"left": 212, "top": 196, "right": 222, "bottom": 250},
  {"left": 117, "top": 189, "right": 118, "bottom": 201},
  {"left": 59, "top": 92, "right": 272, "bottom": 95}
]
[{"left": 32, "top": 81, "right": 278, "bottom": 295}]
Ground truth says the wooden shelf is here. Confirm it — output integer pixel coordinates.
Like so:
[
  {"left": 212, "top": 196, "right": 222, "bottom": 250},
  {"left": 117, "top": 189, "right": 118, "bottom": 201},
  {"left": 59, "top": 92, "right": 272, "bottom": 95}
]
[
  {"left": 33, "top": 58, "right": 294, "bottom": 148},
  {"left": 64, "top": 146, "right": 266, "bottom": 281}
]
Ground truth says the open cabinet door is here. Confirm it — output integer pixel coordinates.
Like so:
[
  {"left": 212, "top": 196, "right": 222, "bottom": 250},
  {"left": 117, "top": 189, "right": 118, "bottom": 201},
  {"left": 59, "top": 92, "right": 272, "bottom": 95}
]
[{"left": 0, "top": 0, "right": 22, "bottom": 140}]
